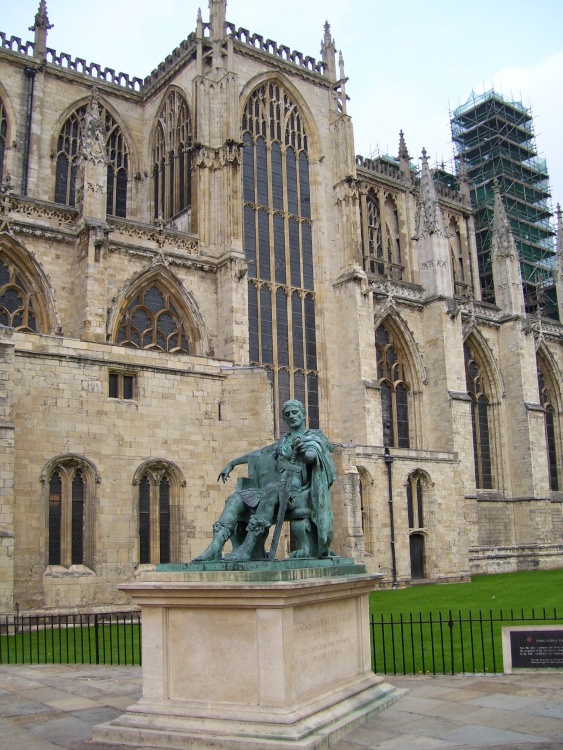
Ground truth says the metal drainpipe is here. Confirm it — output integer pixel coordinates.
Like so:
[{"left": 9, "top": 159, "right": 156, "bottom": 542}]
[
  {"left": 384, "top": 446, "right": 397, "bottom": 589},
  {"left": 22, "top": 66, "right": 36, "bottom": 196}
]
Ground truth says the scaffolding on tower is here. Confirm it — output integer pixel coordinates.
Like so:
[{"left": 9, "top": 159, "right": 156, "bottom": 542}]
[{"left": 451, "top": 89, "right": 557, "bottom": 319}]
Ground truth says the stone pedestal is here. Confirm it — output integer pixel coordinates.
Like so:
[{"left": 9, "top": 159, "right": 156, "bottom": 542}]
[{"left": 94, "top": 565, "right": 399, "bottom": 749}]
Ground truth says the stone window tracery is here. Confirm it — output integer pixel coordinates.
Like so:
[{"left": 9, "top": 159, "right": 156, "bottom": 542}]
[
  {"left": 152, "top": 90, "right": 192, "bottom": 222},
  {"left": 54, "top": 103, "right": 129, "bottom": 217},
  {"left": 464, "top": 342, "right": 493, "bottom": 489},
  {"left": 361, "top": 193, "right": 403, "bottom": 279},
  {"left": 537, "top": 362, "right": 560, "bottom": 491},
  {"left": 242, "top": 82, "right": 318, "bottom": 433},
  {"left": 136, "top": 463, "right": 182, "bottom": 565},
  {"left": 0, "top": 254, "right": 38, "bottom": 331},
  {"left": 375, "top": 323, "right": 410, "bottom": 448},
  {"left": 116, "top": 282, "right": 190, "bottom": 354}
]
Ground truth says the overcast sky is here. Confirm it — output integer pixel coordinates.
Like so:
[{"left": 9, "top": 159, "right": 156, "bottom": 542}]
[{"left": 3, "top": 0, "right": 563, "bottom": 227}]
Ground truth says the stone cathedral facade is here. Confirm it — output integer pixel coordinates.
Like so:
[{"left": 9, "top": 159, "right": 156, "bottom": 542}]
[{"left": 0, "top": 1, "right": 561, "bottom": 612}]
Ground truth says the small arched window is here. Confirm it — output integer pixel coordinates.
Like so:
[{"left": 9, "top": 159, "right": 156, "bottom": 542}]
[
  {"left": 538, "top": 365, "right": 559, "bottom": 491},
  {"left": 116, "top": 282, "right": 191, "bottom": 353},
  {"left": 136, "top": 463, "right": 182, "bottom": 564},
  {"left": 375, "top": 323, "right": 410, "bottom": 448},
  {"left": 464, "top": 342, "right": 493, "bottom": 489},
  {"left": 406, "top": 473, "right": 424, "bottom": 529},
  {"left": 44, "top": 457, "right": 97, "bottom": 568},
  {"left": 362, "top": 195, "right": 383, "bottom": 275},
  {"left": 152, "top": 90, "right": 192, "bottom": 222},
  {"left": 54, "top": 102, "right": 129, "bottom": 218}
]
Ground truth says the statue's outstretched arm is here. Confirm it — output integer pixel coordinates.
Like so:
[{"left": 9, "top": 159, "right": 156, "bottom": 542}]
[{"left": 217, "top": 451, "right": 253, "bottom": 483}]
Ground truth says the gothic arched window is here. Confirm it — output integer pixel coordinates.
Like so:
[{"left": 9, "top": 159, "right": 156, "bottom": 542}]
[
  {"left": 45, "top": 457, "right": 97, "bottom": 568},
  {"left": 362, "top": 195, "right": 383, "bottom": 275},
  {"left": 407, "top": 473, "right": 424, "bottom": 529},
  {"left": 116, "top": 283, "right": 190, "bottom": 353},
  {"left": 54, "top": 102, "right": 129, "bottom": 217},
  {"left": 464, "top": 342, "right": 493, "bottom": 489},
  {"left": 152, "top": 90, "right": 192, "bottom": 223},
  {"left": 0, "top": 254, "right": 39, "bottom": 331},
  {"left": 375, "top": 323, "right": 410, "bottom": 448},
  {"left": 360, "top": 193, "right": 403, "bottom": 279},
  {"left": 0, "top": 98, "right": 7, "bottom": 184},
  {"left": 242, "top": 81, "right": 318, "bottom": 432},
  {"left": 538, "top": 364, "right": 559, "bottom": 491},
  {"left": 136, "top": 463, "right": 182, "bottom": 564}
]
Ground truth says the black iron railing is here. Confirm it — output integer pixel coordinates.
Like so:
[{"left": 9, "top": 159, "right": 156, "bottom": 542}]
[
  {"left": 371, "top": 608, "right": 561, "bottom": 675},
  {"left": 0, "top": 611, "right": 141, "bottom": 665}
]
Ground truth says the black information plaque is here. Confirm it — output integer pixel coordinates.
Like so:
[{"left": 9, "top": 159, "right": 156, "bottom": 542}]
[{"left": 510, "top": 629, "right": 563, "bottom": 669}]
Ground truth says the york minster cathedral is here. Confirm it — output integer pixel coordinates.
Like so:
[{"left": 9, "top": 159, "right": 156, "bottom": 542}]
[{"left": 0, "top": 0, "right": 561, "bottom": 612}]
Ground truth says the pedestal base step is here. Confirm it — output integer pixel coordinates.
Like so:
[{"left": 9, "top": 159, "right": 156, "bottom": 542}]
[{"left": 93, "top": 680, "right": 403, "bottom": 750}]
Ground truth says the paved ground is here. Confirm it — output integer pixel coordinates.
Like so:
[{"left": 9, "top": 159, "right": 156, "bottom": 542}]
[{"left": 0, "top": 665, "right": 561, "bottom": 749}]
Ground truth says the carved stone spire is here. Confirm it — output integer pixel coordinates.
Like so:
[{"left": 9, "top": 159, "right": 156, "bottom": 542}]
[
  {"left": 416, "top": 148, "right": 447, "bottom": 238},
  {"left": 208, "top": 0, "right": 226, "bottom": 41},
  {"left": 490, "top": 180, "right": 525, "bottom": 316},
  {"left": 398, "top": 130, "right": 412, "bottom": 183},
  {"left": 320, "top": 21, "right": 336, "bottom": 81},
  {"left": 196, "top": 7, "right": 203, "bottom": 38},
  {"left": 29, "top": 0, "right": 53, "bottom": 60},
  {"left": 414, "top": 149, "right": 452, "bottom": 298}
]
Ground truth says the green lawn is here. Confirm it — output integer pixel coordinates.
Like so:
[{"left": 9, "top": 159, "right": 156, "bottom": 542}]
[
  {"left": 370, "top": 569, "right": 563, "bottom": 618},
  {"left": 0, "top": 620, "right": 141, "bottom": 666},
  {"left": 369, "top": 569, "right": 563, "bottom": 675}
]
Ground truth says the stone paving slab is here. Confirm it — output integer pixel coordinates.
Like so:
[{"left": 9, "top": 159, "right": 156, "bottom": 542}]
[{"left": 0, "top": 666, "right": 561, "bottom": 749}]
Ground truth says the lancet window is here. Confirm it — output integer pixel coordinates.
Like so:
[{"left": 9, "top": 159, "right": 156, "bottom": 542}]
[
  {"left": 464, "top": 343, "right": 493, "bottom": 489},
  {"left": 407, "top": 473, "right": 424, "bottom": 529},
  {"left": 0, "top": 98, "right": 6, "bottom": 184},
  {"left": 152, "top": 91, "right": 192, "bottom": 222},
  {"left": 360, "top": 193, "right": 403, "bottom": 279},
  {"left": 537, "top": 364, "right": 560, "bottom": 491},
  {"left": 137, "top": 463, "right": 182, "bottom": 565},
  {"left": 54, "top": 103, "right": 129, "bottom": 217},
  {"left": 0, "top": 254, "right": 38, "bottom": 332},
  {"left": 375, "top": 323, "right": 410, "bottom": 448},
  {"left": 115, "top": 283, "right": 190, "bottom": 354},
  {"left": 45, "top": 457, "right": 96, "bottom": 568},
  {"left": 242, "top": 82, "right": 318, "bottom": 432}
]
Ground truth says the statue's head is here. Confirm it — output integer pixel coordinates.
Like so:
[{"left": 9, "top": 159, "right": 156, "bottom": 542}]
[{"left": 282, "top": 400, "right": 306, "bottom": 424}]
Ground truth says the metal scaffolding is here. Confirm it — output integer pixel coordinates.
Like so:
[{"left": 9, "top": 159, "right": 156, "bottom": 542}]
[{"left": 451, "top": 90, "right": 557, "bottom": 319}]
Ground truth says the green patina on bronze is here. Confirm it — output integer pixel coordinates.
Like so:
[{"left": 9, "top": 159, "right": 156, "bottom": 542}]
[{"left": 192, "top": 400, "right": 337, "bottom": 564}]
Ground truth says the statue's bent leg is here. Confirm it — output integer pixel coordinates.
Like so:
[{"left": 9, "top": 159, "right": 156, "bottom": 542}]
[
  {"left": 222, "top": 515, "right": 270, "bottom": 561},
  {"left": 192, "top": 495, "right": 245, "bottom": 561},
  {"left": 289, "top": 517, "right": 315, "bottom": 558}
]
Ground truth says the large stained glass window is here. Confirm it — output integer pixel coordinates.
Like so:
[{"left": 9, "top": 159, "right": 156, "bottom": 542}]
[
  {"left": 242, "top": 82, "right": 318, "bottom": 432},
  {"left": 375, "top": 323, "right": 410, "bottom": 448},
  {"left": 152, "top": 90, "right": 192, "bottom": 222},
  {"left": 54, "top": 102, "right": 129, "bottom": 217}
]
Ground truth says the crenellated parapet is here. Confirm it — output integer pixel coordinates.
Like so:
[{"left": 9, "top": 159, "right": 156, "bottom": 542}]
[{"left": 225, "top": 23, "right": 327, "bottom": 76}]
